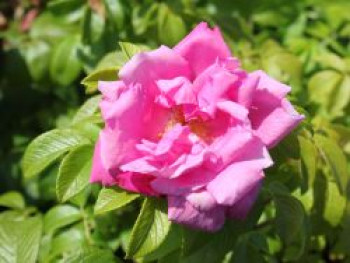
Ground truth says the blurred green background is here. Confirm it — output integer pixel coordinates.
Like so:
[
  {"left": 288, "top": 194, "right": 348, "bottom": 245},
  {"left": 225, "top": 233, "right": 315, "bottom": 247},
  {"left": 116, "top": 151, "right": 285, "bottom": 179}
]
[{"left": 1, "top": 0, "right": 350, "bottom": 262}]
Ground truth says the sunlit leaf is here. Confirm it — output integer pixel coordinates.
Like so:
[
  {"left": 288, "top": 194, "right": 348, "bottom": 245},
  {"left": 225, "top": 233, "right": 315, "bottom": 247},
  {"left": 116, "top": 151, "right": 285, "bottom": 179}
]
[
  {"left": 44, "top": 205, "right": 82, "bottom": 234},
  {"left": 126, "top": 198, "right": 171, "bottom": 259},
  {"left": 22, "top": 129, "right": 90, "bottom": 179},
  {"left": 94, "top": 187, "right": 139, "bottom": 215},
  {"left": 56, "top": 145, "right": 93, "bottom": 202},
  {"left": 0, "top": 191, "right": 25, "bottom": 209}
]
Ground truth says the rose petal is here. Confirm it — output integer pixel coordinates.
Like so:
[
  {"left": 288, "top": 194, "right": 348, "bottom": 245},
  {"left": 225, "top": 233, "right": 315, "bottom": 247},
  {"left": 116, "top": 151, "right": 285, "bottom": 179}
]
[
  {"left": 116, "top": 172, "right": 158, "bottom": 196},
  {"left": 119, "top": 46, "right": 192, "bottom": 96},
  {"left": 227, "top": 181, "right": 262, "bottom": 220},
  {"left": 174, "top": 22, "right": 231, "bottom": 76},
  {"left": 168, "top": 195, "right": 225, "bottom": 232},
  {"left": 90, "top": 139, "right": 116, "bottom": 186}
]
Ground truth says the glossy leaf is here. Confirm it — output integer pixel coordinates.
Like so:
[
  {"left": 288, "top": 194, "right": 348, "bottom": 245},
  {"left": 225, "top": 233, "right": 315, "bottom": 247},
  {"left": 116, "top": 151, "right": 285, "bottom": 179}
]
[
  {"left": 126, "top": 198, "right": 171, "bottom": 259},
  {"left": 22, "top": 129, "right": 90, "bottom": 179},
  {"left": 56, "top": 145, "right": 93, "bottom": 202},
  {"left": 0, "top": 215, "right": 43, "bottom": 263},
  {"left": 71, "top": 95, "right": 101, "bottom": 124},
  {"left": 81, "top": 68, "right": 118, "bottom": 93},
  {"left": 44, "top": 205, "right": 82, "bottom": 234},
  {"left": 94, "top": 187, "right": 139, "bottom": 215}
]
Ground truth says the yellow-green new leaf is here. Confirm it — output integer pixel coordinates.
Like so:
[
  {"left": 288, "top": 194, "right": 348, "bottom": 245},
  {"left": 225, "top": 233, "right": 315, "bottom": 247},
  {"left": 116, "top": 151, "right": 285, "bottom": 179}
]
[
  {"left": 0, "top": 191, "right": 25, "bottom": 209},
  {"left": 315, "top": 134, "right": 348, "bottom": 194},
  {"left": 81, "top": 68, "right": 119, "bottom": 93},
  {"left": 298, "top": 136, "right": 318, "bottom": 189},
  {"left": 119, "top": 42, "right": 149, "bottom": 60}
]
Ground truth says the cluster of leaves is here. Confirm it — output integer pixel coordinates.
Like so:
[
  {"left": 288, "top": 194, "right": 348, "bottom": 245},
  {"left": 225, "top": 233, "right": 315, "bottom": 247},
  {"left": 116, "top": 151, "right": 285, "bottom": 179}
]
[{"left": 1, "top": 0, "right": 350, "bottom": 262}]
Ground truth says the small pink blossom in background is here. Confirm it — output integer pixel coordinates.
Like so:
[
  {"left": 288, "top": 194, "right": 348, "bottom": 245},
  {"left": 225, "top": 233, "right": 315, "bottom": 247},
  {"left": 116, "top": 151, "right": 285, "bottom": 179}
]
[{"left": 90, "top": 22, "right": 304, "bottom": 232}]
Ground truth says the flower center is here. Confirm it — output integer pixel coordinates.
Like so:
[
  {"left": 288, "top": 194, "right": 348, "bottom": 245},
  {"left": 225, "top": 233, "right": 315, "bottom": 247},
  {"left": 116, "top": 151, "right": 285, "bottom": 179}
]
[{"left": 161, "top": 106, "right": 211, "bottom": 141}]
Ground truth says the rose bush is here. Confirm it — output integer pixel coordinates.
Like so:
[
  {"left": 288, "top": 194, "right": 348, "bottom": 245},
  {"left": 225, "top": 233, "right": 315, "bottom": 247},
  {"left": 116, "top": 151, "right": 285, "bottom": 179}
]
[{"left": 90, "top": 22, "right": 304, "bottom": 231}]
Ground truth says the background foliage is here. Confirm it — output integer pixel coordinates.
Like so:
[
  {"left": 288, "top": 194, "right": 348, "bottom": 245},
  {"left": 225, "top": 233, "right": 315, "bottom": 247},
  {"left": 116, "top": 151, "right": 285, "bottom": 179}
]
[{"left": 1, "top": 0, "right": 350, "bottom": 262}]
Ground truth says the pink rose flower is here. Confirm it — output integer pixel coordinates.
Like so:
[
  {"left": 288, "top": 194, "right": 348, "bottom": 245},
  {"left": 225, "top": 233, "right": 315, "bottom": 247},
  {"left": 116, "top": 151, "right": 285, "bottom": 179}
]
[{"left": 90, "top": 22, "right": 304, "bottom": 232}]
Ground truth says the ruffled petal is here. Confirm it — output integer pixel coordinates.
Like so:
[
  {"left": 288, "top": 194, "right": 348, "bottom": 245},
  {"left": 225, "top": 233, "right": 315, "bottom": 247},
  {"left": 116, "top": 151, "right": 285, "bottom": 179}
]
[
  {"left": 248, "top": 70, "right": 304, "bottom": 148},
  {"left": 155, "top": 77, "right": 196, "bottom": 108},
  {"left": 119, "top": 46, "right": 192, "bottom": 95},
  {"left": 90, "top": 139, "right": 116, "bottom": 186},
  {"left": 116, "top": 172, "right": 158, "bottom": 196},
  {"left": 174, "top": 22, "right": 231, "bottom": 76},
  {"left": 227, "top": 181, "right": 262, "bottom": 220},
  {"left": 207, "top": 162, "right": 265, "bottom": 206},
  {"left": 168, "top": 194, "right": 225, "bottom": 232}
]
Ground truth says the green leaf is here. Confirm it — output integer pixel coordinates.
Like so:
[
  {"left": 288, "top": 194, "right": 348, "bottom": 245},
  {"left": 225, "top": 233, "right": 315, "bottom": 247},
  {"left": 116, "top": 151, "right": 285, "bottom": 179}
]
[
  {"left": 24, "top": 40, "right": 51, "bottom": 82},
  {"left": 119, "top": 42, "right": 149, "bottom": 60},
  {"left": 315, "top": 134, "right": 348, "bottom": 194},
  {"left": 57, "top": 145, "right": 93, "bottom": 202},
  {"left": 126, "top": 198, "right": 171, "bottom": 259},
  {"left": 82, "top": 6, "right": 105, "bottom": 44},
  {"left": 141, "top": 224, "right": 182, "bottom": 261},
  {"left": 71, "top": 122, "right": 101, "bottom": 142},
  {"left": 104, "top": 0, "right": 125, "bottom": 31},
  {"left": 65, "top": 246, "right": 121, "bottom": 263},
  {"left": 0, "top": 215, "right": 43, "bottom": 263},
  {"left": 81, "top": 68, "right": 118, "bottom": 93},
  {"left": 181, "top": 196, "right": 267, "bottom": 263},
  {"left": 72, "top": 95, "right": 101, "bottom": 124},
  {"left": 298, "top": 136, "right": 318, "bottom": 189},
  {"left": 230, "top": 232, "right": 267, "bottom": 263},
  {"left": 30, "top": 13, "right": 80, "bottom": 43},
  {"left": 323, "top": 181, "right": 346, "bottom": 227},
  {"left": 49, "top": 223, "right": 85, "bottom": 259},
  {"left": 157, "top": 4, "right": 187, "bottom": 46},
  {"left": 50, "top": 35, "right": 82, "bottom": 86},
  {"left": 44, "top": 205, "right": 82, "bottom": 234},
  {"left": 308, "top": 71, "right": 350, "bottom": 118},
  {"left": 95, "top": 51, "right": 128, "bottom": 70},
  {"left": 0, "top": 191, "right": 25, "bottom": 209},
  {"left": 94, "top": 187, "right": 139, "bottom": 215},
  {"left": 272, "top": 186, "right": 305, "bottom": 245},
  {"left": 317, "top": 52, "right": 346, "bottom": 72},
  {"left": 22, "top": 129, "right": 90, "bottom": 179}
]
